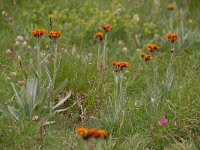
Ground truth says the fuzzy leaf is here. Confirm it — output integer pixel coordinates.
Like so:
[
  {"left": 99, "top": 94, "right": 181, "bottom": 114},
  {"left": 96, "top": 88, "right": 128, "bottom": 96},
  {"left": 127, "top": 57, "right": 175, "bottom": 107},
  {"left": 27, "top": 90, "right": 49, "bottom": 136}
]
[
  {"left": 11, "top": 83, "right": 23, "bottom": 108},
  {"left": 7, "top": 106, "right": 19, "bottom": 120},
  {"left": 50, "top": 78, "right": 67, "bottom": 101},
  {"left": 54, "top": 101, "right": 77, "bottom": 113}
]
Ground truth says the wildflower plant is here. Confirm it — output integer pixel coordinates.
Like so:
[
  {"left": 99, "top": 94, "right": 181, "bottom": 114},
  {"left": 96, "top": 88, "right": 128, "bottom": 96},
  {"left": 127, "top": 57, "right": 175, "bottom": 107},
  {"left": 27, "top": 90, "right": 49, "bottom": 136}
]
[
  {"left": 0, "top": 76, "right": 47, "bottom": 120},
  {"left": 95, "top": 31, "right": 103, "bottom": 70},
  {"left": 91, "top": 62, "right": 130, "bottom": 131},
  {"left": 140, "top": 44, "right": 162, "bottom": 108},
  {"left": 95, "top": 24, "right": 112, "bottom": 70},
  {"left": 102, "top": 24, "right": 112, "bottom": 69},
  {"left": 31, "top": 29, "right": 46, "bottom": 81},
  {"left": 164, "top": 33, "right": 178, "bottom": 94}
]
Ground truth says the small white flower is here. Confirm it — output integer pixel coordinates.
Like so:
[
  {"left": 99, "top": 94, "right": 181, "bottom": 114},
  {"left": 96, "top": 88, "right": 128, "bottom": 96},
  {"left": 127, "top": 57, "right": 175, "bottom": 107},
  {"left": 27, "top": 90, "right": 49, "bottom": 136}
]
[
  {"left": 118, "top": 40, "right": 124, "bottom": 46},
  {"left": 27, "top": 45, "right": 32, "bottom": 50},
  {"left": 7, "top": 76, "right": 11, "bottom": 80},
  {"left": 2, "top": 11, "right": 8, "bottom": 17},
  {"left": 10, "top": 72, "right": 17, "bottom": 76},
  {"left": 14, "top": 41, "right": 20, "bottom": 46},
  {"left": 133, "top": 14, "right": 140, "bottom": 22},
  {"left": 122, "top": 47, "right": 128, "bottom": 51},
  {"left": 136, "top": 49, "right": 141, "bottom": 52},
  {"left": 22, "top": 41, "right": 27, "bottom": 47}
]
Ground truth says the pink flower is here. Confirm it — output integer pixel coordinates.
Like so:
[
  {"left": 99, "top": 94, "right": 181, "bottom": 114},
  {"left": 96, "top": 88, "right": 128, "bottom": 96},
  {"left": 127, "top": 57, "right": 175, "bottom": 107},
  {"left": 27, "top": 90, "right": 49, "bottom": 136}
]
[
  {"left": 18, "top": 80, "right": 25, "bottom": 87},
  {"left": 6, "top": 48, "right": 15, "bottom": 57},
  {"left": 16, "top": 35, "right": 24, "bottom": 42},
  {"left": 158, "top": 117, "right": 168, "bottom": 126}
]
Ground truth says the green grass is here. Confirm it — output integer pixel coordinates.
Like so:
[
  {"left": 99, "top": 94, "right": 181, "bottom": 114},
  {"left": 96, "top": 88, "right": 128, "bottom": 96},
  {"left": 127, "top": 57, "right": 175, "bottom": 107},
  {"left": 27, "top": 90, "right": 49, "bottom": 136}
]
[{"left": 0, "top": 0, "right": 200, "bottom": 149}]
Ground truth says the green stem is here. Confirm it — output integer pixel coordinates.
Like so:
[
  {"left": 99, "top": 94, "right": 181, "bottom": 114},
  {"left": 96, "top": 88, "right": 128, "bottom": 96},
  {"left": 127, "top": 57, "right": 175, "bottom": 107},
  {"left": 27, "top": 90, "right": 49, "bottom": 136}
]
[
  {"left": 145, "top": 62, "right": 150, "bottom": 94},
  {"left": 113, "top": 72, "right": 119, "bottom": 111},
  {"left": 119, "top": 71, "right": 124, "bottom": 108},
  {"left": 102, "top": 34, "right": 108, "bottom": 69},
  {"left": 52, "top": 40, "right": 58, "bottom": 90},
  {"left": 37, "top": 37, "right": 41, "bottom": 91},
  {"left": 97, "top": 43, "right": 101, "bottom": 70}
]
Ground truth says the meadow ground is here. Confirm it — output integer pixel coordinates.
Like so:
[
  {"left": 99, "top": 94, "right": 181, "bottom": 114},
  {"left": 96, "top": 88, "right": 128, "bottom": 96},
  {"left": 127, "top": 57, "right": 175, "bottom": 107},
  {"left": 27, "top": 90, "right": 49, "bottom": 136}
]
[{"left": 0, "top": 0, "right": 200, "bottom": 149}]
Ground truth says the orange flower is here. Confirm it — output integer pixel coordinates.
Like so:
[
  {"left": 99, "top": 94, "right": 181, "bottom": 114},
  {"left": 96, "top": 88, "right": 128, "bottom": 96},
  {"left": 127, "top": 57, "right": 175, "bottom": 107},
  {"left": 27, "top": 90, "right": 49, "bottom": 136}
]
[
  {"left": 84, "top": 128, "right": 97, "bottom": 139},
  {"left": 103, "top": 24, "right": 112, "bottom": 32},
  {"left": 146, "top": 43, "right": 160, "bottom": 52},
  {"left": 140, "top": 52, "right": 146, "bottom": 58},
  {"left": 145, "top": 55, "right": 152, "bottom": 61},
  {"left": 31, "top": 29, "right": 46, "bottom": 38},
  {"left": 124, "top": 61, "right": 130, "bottom": 67},
  {"left": 140, "top": 52, "right": 152, "bottom": 62},
  {"left": 94, "top": 130, "right": 108, "bottom": 139},
  {"left": 95, "top": 31, "right": 103, "bottom": 41},
  {"left": 49, "top": 31, "right": 61, "bottom": 38},
  {"left": 112, "top": 61, "right": 130, "bottom": 72},
  {"left": 112, "top": 61, "right": 130, "bottom": 68},
  {"left": 166, "top": 33, "right": 178, "bottom": 43},
  {"left": 76, "top": 127, "right": 88, "bottom": 136},
  {"left": 167, "top": 4, "right": 174, "bottom": 11}
]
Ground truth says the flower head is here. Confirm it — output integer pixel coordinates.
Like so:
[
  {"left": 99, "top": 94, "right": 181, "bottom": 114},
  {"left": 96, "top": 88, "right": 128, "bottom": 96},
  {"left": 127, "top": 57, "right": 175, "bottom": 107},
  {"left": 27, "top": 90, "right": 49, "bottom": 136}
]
[
  {"left": 75, "top": 128, "right": 108, "bottom": 140},
  {"left": 16, "top": 35, "right": 24, "bottom": 42},
  {"left": 158, "top": 117, "right": 168, "bottom": 126},
  {"left": 146, "top": 43, "right": 160, "bottom": 52},
  {"left": 32, "top": 115, "right": 39, "bottom": 122},
  {"left": 166, "top": 33, "right": 178, "bottom": 43},
  {"left": 31, "top": 29, "right": 46, "bottom": 38},
  {"left": 167, "top": 4, "right": 174, "bottom": 11},
  {"left": 140, "top": 52, "right": 152, "bottom": 62},
  {"left": 84, "top": 128, "right": 97, "bottom": 139},
  {"left": 18, "top": 80, "right": 25, "bottom": 87},
  {"left": 145, "top": 55, "right": 152, "bottom": 61},
  {"left": 112, "top": 61, "right": 130, "bottom": 72},
  {"left": 103, "top": 24, "right": 112, "bottom": 32},
  {"left": 48, "top": 31, "right": 61, "bottom": 38},
  {"left": 95, "top": 31, "right": 103, "bottom": 41},
  {"left": 140, "top": 52, "right": 146, "bottom": 58},
  {"left": 76, "top": 127, "right": 88, "bottom": 136},
  {"left": 94, "top": 130, "right": 108, "bottom": 139}
]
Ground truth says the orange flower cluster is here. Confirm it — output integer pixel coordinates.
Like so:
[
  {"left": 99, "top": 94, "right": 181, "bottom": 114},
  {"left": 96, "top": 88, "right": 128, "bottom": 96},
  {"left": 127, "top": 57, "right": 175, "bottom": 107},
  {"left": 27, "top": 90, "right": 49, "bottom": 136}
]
[
  {"left": 31, "top": 29, "right": 46, "bottom": 37},
  {"left": 140, "top": 52, "right": 152, "bottom": 61},
  {"left": 103, "top": 24, "right": 112, "bottom": 32},
  {"left": 49, "top": 31, "right": 61, "bottom": 38},
  {"left": 112, "top": 61, "right": 130, "bottom": 72},
  {"left": 95, "top": 31, "right": 103, "bottom": 41},
  {"left": 166, "top": 33, "right": 178, "bottom": 43},
  {"left": 167, "top": 4, "right": 174, "bottom": 11},
  {"left": 76, "top": 128, "right": 108, "bottom": 140},
  {"left": 146, "top": 43, "right": 160, "bottom": 52}
]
